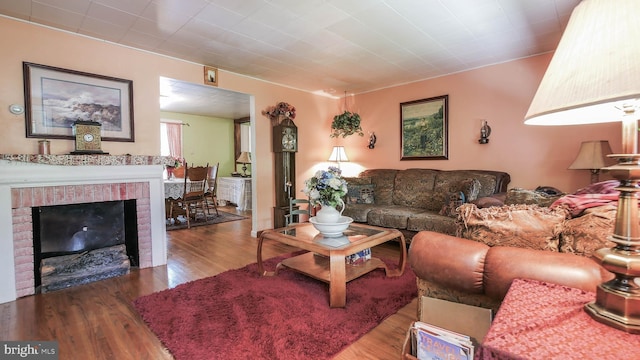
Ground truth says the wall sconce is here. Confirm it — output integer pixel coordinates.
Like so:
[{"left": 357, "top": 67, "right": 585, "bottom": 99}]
[
  {"left": 478, "top": 120, "right": 491, "bottom": 144},
  {"left": 368, "top": 132, "right": 376, "bottom": 149},
  {"left": 328, "top": 146, "right": 349, "bottom": 169}
]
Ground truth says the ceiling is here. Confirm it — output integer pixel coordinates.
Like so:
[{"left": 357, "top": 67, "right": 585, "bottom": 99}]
[{"left": 0, "top": 0, "right": 580, "bottom": 119}]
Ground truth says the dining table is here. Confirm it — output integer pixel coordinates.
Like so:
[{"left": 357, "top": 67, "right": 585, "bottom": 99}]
[{"left": 164, "top": 178, "right": 187, "bottom": 200}]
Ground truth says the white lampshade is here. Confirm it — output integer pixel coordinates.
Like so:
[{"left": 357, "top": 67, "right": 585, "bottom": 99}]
[
  {"left": 328, "top": 146, "right": 349, "bottom": 162},
  {"left": 524, "top": 0, "right": 640, "bottom": 127}
]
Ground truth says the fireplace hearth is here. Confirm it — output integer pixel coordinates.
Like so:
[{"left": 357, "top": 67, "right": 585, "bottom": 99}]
[
  {"left": 0, "top": 155, "right": 169, "bottom": 304},
  {"left": 33, "top": 200, "right": 139, "bottom": 293}
]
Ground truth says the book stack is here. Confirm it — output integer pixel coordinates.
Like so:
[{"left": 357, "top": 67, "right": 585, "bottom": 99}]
[
  {"left": 405, "top": 321, "right": 474, "bottom": 360},
  {"left": 346, "top": 248, "right": 371, "bottom": 265}
]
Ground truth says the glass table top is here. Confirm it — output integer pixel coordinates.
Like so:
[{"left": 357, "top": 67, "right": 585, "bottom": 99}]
[{"left": 273, "top": 223, "right": 390, "bottom": 249}]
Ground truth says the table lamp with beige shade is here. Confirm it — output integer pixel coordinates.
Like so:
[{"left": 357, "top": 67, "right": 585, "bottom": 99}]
[
  {"left": 236, "top": 152, "right": 251, "bottom": 177},
  {"left": 568, "top": 140, "right": 615, "bottom": 183}
]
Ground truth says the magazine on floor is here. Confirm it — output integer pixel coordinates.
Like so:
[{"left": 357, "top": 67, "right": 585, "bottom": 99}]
[{"left": 409, "top": 321, "right": 474, "bottom": 360}]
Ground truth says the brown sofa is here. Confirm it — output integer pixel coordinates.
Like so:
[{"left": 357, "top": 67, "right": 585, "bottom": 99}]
[
  {"left": 408, "top": 231, "right": 614, "bottom": 317},
  {"left": 341, "top": 169, "right": 510, "bottom": 240}
]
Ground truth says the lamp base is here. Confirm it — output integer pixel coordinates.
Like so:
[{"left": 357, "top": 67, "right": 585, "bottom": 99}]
[{"left": 585, "top": 281, "right": 640, "bottom": 333}]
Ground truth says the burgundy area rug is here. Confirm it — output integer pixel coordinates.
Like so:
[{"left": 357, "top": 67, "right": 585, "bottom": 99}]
[{"left": 133, "top": 253, "right": 417, "bottom": 360}]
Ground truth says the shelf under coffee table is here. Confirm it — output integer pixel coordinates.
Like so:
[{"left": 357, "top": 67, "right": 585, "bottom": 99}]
[{"left": 257, "top": 222, "right": 407, "bottom": 308}]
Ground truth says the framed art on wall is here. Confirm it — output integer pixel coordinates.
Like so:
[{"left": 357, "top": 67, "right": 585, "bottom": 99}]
[
  {"left": 204, "top": 66, "right": 218, "bottom": 86},
  {"left": 400, "top": 95, "right": 448, "bottom": 160},
  {"left": 23, "top": 62, "right": 134, "bottom": 141}
]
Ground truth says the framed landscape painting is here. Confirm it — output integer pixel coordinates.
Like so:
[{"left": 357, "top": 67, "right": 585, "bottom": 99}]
[
  {"left": 23, "top": 62, "right": 134, "bottom": 141},
  {"left": 400, "top": 95, "right": 448, "bottom": 160}
]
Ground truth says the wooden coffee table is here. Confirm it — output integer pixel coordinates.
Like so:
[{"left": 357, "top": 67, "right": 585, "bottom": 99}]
[{"left": 257, "top": 222, "right": 407, "bottom": 308}]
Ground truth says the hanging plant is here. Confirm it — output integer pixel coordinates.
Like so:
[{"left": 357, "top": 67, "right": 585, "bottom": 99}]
[{"left": 330, "top": 111, "right": 364, "bottom": 138}]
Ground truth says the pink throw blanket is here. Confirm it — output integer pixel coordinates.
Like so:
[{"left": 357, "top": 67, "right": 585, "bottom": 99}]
[
  {"left": 550, "top": 193, "right": 619, "bottom": 217},
  {"left": 550, "top": 180, "right": 621, "bottom": 217}
]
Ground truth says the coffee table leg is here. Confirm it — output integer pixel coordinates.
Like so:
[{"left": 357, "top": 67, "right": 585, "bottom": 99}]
[
  {"left": 387, "top": 233, "right": 407, "bottom": 277},
  {"left": 329, "top": 254, "right": 347, "bottom": 307},
  {"left": 257, "top": 232, "right": 275, "bottom": 276}
]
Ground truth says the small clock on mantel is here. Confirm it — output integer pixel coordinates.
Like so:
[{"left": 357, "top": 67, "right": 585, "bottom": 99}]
[{"left": 70, "top": 120, "right": 107, "bottom": 155}]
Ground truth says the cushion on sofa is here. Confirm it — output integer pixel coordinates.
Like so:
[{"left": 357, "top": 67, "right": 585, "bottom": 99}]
[
  {"left": 435, "top": 171, "right": 499, "bottom": 198},
  {"left": 341, "top": 203, "right": 376, "bottom": 223},
  {"left": 438, "top": 178, "right": 483, "bottom": 216},
  {"left": 559, "top": 204, "right": 616, "bottom": 256},
  {"left": 407, "top": 213, "right": 457, "bottom": 235},
  {"left": 366, "top": 205, "right": 428, "bottom": 229},
  {"left": 504, "top": 188, "right": 564, "bottom": 207},
  {"left": 344, "top": 176, "right": 372, "bottom": 185},
  {"left": 359, "top": 169, "right": 398, "bottom": 205},
  {"left": 345, "top": 184, "right": 375, "bottom": 204},
  {"left": 456, "top": 203, "right": 569, "bottom": 251},
  {"left": 390, "top": 169, "right": 439, "bottom": 209},
  {"left": 471, "top": 193, "right": 506, "bottom": 208}
]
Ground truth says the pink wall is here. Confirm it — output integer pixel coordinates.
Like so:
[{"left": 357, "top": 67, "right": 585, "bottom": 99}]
[
  {"left": 345, "top": 54, "right": 621, "bottom": 192},
  {"left": 0, "top": 16, "right": 624, "bottom": 234},
  {"left": 0, "top": 16, "right": 335, "bottom": 232}
]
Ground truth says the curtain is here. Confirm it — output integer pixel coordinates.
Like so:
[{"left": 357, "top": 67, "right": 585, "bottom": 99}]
[{"left": 166, "top": 123, "right": 182, "bottom": 161}]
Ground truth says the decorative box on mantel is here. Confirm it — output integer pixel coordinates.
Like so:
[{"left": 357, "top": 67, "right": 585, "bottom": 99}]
[{"left": 0, "top": 154, "right": 171, "bottom": 304}]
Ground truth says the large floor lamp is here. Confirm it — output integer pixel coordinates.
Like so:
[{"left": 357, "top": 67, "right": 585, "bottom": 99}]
[{"left": 524, "top": 0, "right": 640, "bottom": 333}]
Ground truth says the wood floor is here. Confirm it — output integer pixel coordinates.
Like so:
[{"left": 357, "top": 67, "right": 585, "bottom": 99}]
[{"left": 0, "top": 206, "right": 417, "bottom": 359}]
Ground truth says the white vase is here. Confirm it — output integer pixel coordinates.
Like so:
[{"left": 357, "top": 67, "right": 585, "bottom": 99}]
[{"left": 315, "top": 199, "right": 345, "bottom": 223}]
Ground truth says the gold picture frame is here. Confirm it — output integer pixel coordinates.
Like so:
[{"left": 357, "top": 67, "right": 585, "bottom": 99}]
[
  {"left": 400, "top": 95, "right": 448, "bottom": 160},
  {"left": 204, "top": 66, "right": 218, "bottom": 86},
  {"left": 23, "top": 62, "right": 134, "bottom": 142}
]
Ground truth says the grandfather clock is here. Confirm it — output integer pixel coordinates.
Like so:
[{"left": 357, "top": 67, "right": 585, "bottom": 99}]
[{"left": 272, "top": 117, "right": 298, "bottom": 228}]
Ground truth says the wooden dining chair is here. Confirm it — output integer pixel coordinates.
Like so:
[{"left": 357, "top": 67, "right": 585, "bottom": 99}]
[
  {"left": 284, "top": 197, "right": 314, "bottom": 226},
  {"left": 205, "top": 162, "right": 219, "bottom": 216},
  {"left": 170, "top": 163, "right": 210, "bottom": 228}
]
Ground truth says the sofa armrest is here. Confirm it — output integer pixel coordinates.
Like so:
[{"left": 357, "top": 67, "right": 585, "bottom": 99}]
[
  {"left": 409, "top": 231, "right": 488, "bottom": 295},
  {"left": 483, "top": 246, "right": 613, "bottom": 300}
]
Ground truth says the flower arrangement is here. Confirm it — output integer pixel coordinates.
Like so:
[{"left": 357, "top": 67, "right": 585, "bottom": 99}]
[
  {"left": 168, "top": 156, "right": 182, "bottom": 168},
  {"left": 262, "top": 102, "right": 296, "bottom": 120},
  {"left": 302, "top": 167, "right": 348, "bottom": 208}
]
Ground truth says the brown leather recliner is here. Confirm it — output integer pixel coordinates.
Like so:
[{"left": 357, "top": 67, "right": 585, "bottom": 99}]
[{"left": 408, "top": 231, "right": 613, "bottom": 316}]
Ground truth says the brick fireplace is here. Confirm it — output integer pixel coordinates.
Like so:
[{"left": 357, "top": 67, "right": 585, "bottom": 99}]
[{"left": 0, "top": 155, "right": 169, "bottom": 304}]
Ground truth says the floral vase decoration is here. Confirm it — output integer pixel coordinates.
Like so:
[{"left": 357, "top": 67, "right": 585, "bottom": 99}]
[
  {"left": 165, "top": 157, "right": 182, "bottom": 179},
  {"left": 302, "top": 166, "right": 348, "bottom": 223}
]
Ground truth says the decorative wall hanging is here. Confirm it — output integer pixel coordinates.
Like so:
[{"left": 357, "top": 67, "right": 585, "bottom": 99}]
[
  {"left": 400, "top": 95, "right": 448, "bottom": 160},
  {"left": 262, "top": 102, "right": 296, "bottom": 127},
  {"left": 23, "top": 62, "right": 134, "bottom": 142},
  {"left": 204, "top": 66, "right": 218, "bottom": 86}
]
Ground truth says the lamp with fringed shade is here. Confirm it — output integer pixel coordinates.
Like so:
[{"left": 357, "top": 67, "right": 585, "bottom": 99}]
[{"left": 524, "top": 0, "right": 640, "bottom": 333}]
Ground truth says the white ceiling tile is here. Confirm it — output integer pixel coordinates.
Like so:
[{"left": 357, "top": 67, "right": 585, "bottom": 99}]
[
  {"left": 86, "top": 2, "right": 137, "bottom": 28},
  {"left": 210, "top": 0, "right": 266, "bottom": 17},
  {"left": 93, "top": 0, "right": 151, "bottom": 15},
  {"left": 31, "top": 3, "right": 84, "bottom": 31},
  {"left": 0, "top": 0, "right": 581, "bottom": 116},
  {"left": 34, "top": 0, "right": 90, "bottom": 14},
  {"left": 192, "top": 3, "right": 244, "bottom": 28}
]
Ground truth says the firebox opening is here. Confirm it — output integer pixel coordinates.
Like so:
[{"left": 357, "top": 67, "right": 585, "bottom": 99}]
[{"left": 32, "top": 199, "right": 139, "bottom": 293}]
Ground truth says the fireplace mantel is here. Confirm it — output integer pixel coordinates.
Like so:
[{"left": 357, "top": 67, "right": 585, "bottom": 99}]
[
  {"left": 0, "top": 154, "right": 173, "bottom": 166},
  {"left": 0, "top": 155, "right": 168, "bottom": 304}
]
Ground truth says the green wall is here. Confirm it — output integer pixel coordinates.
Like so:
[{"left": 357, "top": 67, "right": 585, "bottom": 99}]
[{"left": 160, "top": 112, "right": 235, "bottom": 176}]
